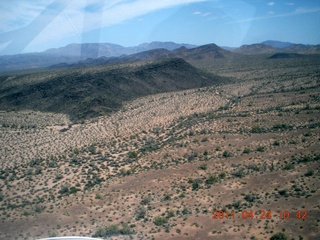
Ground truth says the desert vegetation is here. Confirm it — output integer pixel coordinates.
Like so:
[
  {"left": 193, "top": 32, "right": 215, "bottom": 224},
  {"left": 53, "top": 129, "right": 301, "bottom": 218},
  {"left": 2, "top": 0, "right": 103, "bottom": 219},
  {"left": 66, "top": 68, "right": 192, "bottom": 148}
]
[{"left": 0, "top": 54, "right": 319, "bottom": 239}]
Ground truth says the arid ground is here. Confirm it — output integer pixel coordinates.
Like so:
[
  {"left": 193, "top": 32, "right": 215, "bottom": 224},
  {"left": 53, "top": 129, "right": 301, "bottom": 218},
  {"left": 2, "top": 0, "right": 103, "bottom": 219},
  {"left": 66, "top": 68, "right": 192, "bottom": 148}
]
[{"left": 0, "top": 55, "right": 319, "bottom": 239}]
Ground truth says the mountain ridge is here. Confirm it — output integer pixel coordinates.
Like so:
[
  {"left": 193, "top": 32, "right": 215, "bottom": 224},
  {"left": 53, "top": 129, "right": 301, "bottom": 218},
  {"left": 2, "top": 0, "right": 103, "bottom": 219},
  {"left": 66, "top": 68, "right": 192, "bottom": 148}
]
[
  {"left": 234, "top": 43, "right": 277, "bottom": 54},
  {"left": 48, "top": 43, "right": 240, "bottom": 70},
  {"left": 261, "top": 40, "right": 295, "bottom": 48},
  {"left": 0, "top": 58, "right": 230, "bottom": 120},
  {"left": 0, "top": 41, "right": 197, "bottom": 71},
  {"left": 1, "top": 40, "right": 319, "bottom": 71},
  {"left": 233, "top": 42, "right": 320, "bottom": 55}
]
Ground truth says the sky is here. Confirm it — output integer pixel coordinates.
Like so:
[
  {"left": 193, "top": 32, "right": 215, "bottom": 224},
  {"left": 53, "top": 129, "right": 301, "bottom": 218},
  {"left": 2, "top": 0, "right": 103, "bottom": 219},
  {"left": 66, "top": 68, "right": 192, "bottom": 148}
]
[{"left": 0, "top": 0, "right": 319, "bottom": 55}]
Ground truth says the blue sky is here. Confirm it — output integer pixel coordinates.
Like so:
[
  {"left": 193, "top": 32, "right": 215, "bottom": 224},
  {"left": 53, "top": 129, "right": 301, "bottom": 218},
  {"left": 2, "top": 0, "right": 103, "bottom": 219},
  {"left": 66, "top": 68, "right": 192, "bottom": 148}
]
[{"left": 0, "top": 0, "right": 319, "bottom": 55}]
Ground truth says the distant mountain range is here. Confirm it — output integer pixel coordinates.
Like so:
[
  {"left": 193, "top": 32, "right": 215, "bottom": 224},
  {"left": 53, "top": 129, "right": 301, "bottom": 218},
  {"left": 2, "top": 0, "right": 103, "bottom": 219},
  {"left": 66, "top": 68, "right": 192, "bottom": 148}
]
[
  {"left": 261, "top": 40, "right": 294, "bottom": 49},
  {"left": 43, "top": 41, "right": 197, "bottom": 59},
  {"left": 233, "top": 40, "right": 320, "bottom": 55},
  {"left": 49, "top": 43, "right": 239, "bottom": 69},
  {"left": 234, "top": 44, "right": 276, "bottom": 55},
  {"left": 0, "top": 40, "right": 319, "bottom": 71},
  {"left": 0, "top": 42, "right": 196, "bottom": 71}
]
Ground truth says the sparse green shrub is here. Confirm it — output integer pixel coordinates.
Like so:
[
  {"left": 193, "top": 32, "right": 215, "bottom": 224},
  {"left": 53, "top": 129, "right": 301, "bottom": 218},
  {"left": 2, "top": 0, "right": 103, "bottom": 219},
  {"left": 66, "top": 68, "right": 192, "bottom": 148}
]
[
  {"left": 244, "top": 194, "right": 258, "bottom": 203},
  {"left": 219, "top": 171, "right": 226, "bottom": 179},
  {"left": 273, "top": 141, "right": 280, "bottom": 146},
  {"left": 187, "top": 152, "right": 198, "bottom": 162},
  {"left": 154, "top": 216, "right": 167, "bottom": 226},
  {"left": 59, "top": 185, "right": 69, "bottom": 195},
  {"left": 179, "top": 192, "right": 186, "bottom": 198},
  {"left": 29, "top": 158, "right": 42, "bottom": 167},
  {"left": 182, "top": 208, "right": 189, "bottom": 215},
  {"left": 273, "top": 124, "right": 293, "bottom": 131},
  {"left": 34, "top": 205, "right": 46, "bottom": 213},
  {"left": 189, "top": 178, "right": 202, "bottom": 191},
  {"left": 269, "top": 161, "right": 275, "bottom": 172},
  {"left": 205, "top": 175, "right": 218, "bottom": 185},
  {"left": 275, "top": 105, "right": 282, "bottom": 111},
  {"left": 26, "top": 169, "right": 33, "bottom": 175},
  {"left": 93, "top": 223, "right": 133, "bottom": 237},
  {"left": 188, "top": 178, "right": 195, "bottom": 184},
  {"left": 200, "top": 129, "right": 207, "bottom": 134},
  {"left": 298, "top": 154, "right": 320, "bottom": 163},
  {"left": 223, "top": 150, "right": 233, "bottom": 158},
  {"left": 48, "top": 161, "right": 57, "bottom": 168},
  {"left": 55, "top": 174, "right": 63, "bottom": 180},
  {"left": 128, "top": 151, "right": 138, "bottom": 158},
  {"left": 243, "top": 148, "right": 251, "bottom": 154},
  {"left": 23, "top": 211, "right": 31, "bottom": 217},
  {"left": 35, "top": 167, "right": 42, "bottom": 175},
  {"left": 283, "top": 163, "right": 294, "bottom": 170},
  {"left": 140, "top": 196, "right": 151, "bottom": 205},
  {"left": 232, "top": 168, "right": 245, "bottom": 178},
  {"left": 201, "top": 137, "right": 208, "bottom": 142},
  {"left": 69, "top": 187, "right": 79, "bottom": 194},
  {"left": 226, "top": 199, "right": 242, "bottom": 210},
  {"left": 166, "top": 210, "right": 175, "bottom": 218},
  {"left": 256, "top": 146, "right": 265, "bottom": 152},
  {"left": 292, "top": 184, "right": 302, "bottom": 192},
  {"left": 48, "top": 232, "right": 57, "bottom": 237},
  {"left": 88, "top": 144, "right": 96, "bottom": 154},
  {"left": 163, "top": 194, "right": 171, "bottom": 201},
  {"left": 73, "top": 148, "right": 80, "bottom": 155},
  {"left": 84, "top": 175, "right": 103, "bottom": 190},
  {"left": 192, "top": 182, "right": 200, "bottom": 191},
  {"left": 278, "top": 189, "right": 288, "bottom": 197},
  {"left": 251, "top": 126, "right": 264, "bottom": 133},
  {"left": 119, "top": 223, "right": 132, "bottom": 235},
  {"left": 270, "top": 232, "right": 288, "bottom": 240},
  {"left": 136, "top": 207, "right": 146, "bottom": 220},
  {"left": 120, "top": 168, "right": 131, "bottom": 176},
  {"left": 94, "top": 225, "right": 117, "bottom": 237},
  {"left": 199, "top": 163, "right": 207, "bottom": 170},
  {"left": 304, "top": 170, "right": 314, "bottom": 177},
  {"left": 233, "top": 200, "right": 242, "bottom": 209},
  {"left": 247, "top": 164, "right": 260, "bottom": 171},
  {"left": 304, "top": 132, "right": 311, "bottom": 137},
  {"left": 188, "top": 130, "right": 194, "bottom": 136},
  {"left": 95, "top": 193, "right": 102, "bottom": 199}
]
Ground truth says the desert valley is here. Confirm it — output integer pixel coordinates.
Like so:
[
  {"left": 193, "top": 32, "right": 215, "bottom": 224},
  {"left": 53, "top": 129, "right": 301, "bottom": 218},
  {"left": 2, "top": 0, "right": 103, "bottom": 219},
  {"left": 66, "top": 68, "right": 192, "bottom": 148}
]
[{"left": 0, "top": 42, "right": 319, "bottom": 240}]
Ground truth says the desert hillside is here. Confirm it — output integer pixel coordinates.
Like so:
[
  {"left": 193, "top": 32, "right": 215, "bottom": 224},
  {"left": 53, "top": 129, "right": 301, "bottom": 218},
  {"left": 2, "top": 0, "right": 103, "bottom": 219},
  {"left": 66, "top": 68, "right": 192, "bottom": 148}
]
[
  {"left": 0, "top": 58, "right": 228, "bottom": 120},
  {"left": 0, "top": 54, "right": 319, "bottom": 240}
]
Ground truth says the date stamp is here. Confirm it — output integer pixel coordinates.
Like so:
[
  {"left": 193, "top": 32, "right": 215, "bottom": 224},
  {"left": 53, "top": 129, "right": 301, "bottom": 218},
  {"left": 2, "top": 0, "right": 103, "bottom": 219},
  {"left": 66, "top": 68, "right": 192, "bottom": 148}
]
[{"left": 212, "top": 210, "right": 307, "bottom": 220}]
